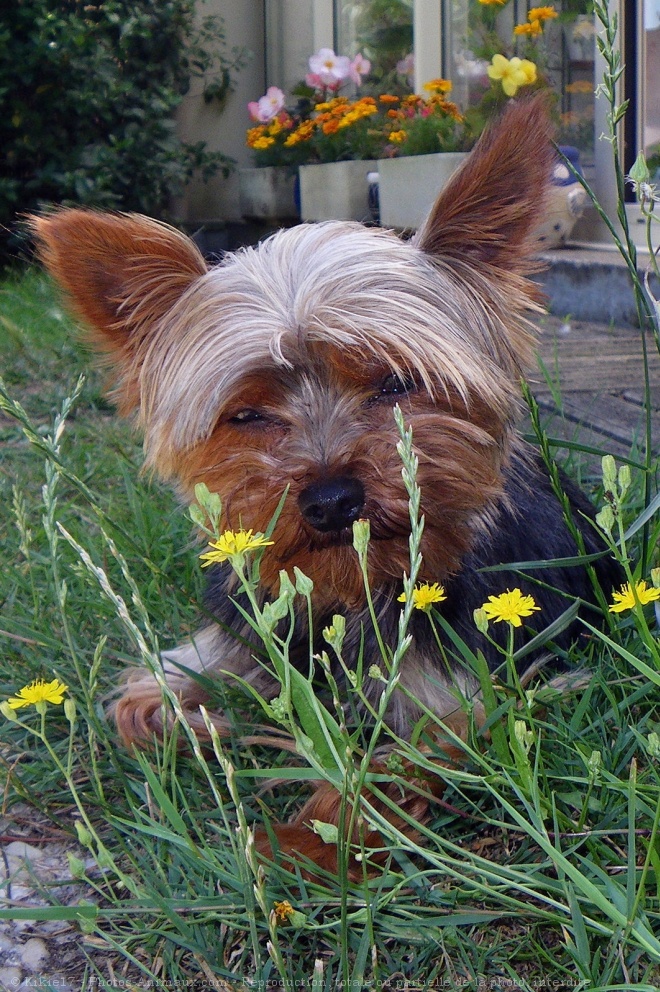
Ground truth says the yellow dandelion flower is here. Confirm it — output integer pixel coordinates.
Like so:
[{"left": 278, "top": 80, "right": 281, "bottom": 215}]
[
  {"left": 481, "top": 589, "right": 540, "bottom": 628},
  {"left": 273, "top": 900, "right": 294, "bottom": 923},
  {"left": 199, "top": 529, "right": 274, "bottom": 567},
  {"left": 398, "top": 582, "right": 447, "bottom": 612},
  {"left": 609, "top": 580, "right": 660, "bottom": 613},
  {"left": 528, "top": 5, "right": 558, "bottom": 21},
  {"left": 7, "top": 678, "right": 69, "bottom": 710}
]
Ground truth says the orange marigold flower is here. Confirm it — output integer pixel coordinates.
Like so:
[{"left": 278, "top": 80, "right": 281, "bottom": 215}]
[
  {"left": 379, "top": 94, "right": 400, "bottom": 104},
  {"left": 565, "top": 80, "right": 594, "bottom": 94},
  {"left": 423, "top": 78, "right": 452, "bottom": 94}
]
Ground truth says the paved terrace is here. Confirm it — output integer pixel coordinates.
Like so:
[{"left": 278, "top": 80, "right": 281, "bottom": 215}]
[
  {"left": 530, "top": 244, "right": 660, "bottom": 477},
  {"left": 530, "top": 312, "right": 660, "bottom": 477}
]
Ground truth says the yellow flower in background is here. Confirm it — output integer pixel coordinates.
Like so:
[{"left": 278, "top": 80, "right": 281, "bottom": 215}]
[
  {"left": 398, "top": 582, "right": 447, "bottom": 612},
  {"left": 199, "top": 529, "right": 274, "bottom": 567},
  {"left": 514, "top": 20, "right": 543, "bottom": 36},
  {"left": 479, "top": 0, "right": 507, "bottom": 5},
  {"left": 487, "top": 55, "right": 537, "bottom": 97},
  {"left": 609, "top": 580, "right": 660, "bottom": 613},
  {"left": 423, "top": 78, "right": 453, "bottom": 95},
  {"left": 518, "top": 59, "right": 538, "bottom": 85},
  {"left": 388, "top": 130, "right": 407, "bottom": 143},
  {"left": 481, "top": 589, "right": 540, "bottom": 627},
  {"left": 528, "top": 5, "right": 558, "bottom": 21},
  {"left": 7, "top": 678, "right": 69, "bottom": 710}
]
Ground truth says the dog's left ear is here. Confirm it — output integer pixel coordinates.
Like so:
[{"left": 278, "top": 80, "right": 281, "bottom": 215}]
[{"left": 415, "top": 94, "right": 554, "bottom": 275}]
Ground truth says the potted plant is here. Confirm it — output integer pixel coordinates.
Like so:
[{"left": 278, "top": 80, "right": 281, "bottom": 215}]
[
  {"left": 244, "top": 49, "right": 381, "bottom": 223},
  {"left": 374, "top": 80, "right": 471, "bottom": 228}
]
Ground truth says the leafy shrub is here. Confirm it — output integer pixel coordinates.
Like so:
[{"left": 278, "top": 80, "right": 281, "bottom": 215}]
[{"left": 0, "top": 0, "right": 244, "bottom": 262}]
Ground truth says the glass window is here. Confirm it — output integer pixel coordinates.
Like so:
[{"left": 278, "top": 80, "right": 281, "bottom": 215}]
[
  {"left": 644, "top": 0, "right": 660, "bottom": 181},
  {"left": 334, "top": 0, "right": 415, "bottom": 93},
  {"left": 444, "top": 2, "right": 596, "bottom": 176}
]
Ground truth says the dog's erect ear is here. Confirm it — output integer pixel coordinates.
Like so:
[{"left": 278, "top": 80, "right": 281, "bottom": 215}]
[
  {"left": 415, "top": 94, "right": 554, "bottom": 274},
  {"left": 30, "top": 209, "right": 207, "bottom": 352}
]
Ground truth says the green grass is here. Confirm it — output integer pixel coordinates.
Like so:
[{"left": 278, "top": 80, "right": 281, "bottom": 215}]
[{"left": 2, "top": 267, "right": 660, "bottom": 990}]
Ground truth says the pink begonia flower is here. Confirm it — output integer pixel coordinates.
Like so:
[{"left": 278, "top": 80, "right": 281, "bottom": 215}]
[
  {"left": 349, "top": 52, "right": 371, "bottom": 85},
  {"left": 305, "top": 72, "right": 325, "bottom": 91},
  {"left": 308, "top": 48, "right": 352, "bottom": 86},
  {"left": 248, "top": 86, "right": 286, "bottom": 122}
]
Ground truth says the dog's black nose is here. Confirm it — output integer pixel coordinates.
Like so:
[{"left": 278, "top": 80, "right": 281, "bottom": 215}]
[{"left": 298, "top": 477, "right": 365, "bottom": 533}]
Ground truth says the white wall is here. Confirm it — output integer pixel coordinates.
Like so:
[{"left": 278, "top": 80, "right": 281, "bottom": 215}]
[{"left": 175, "top": 1, "right": 266, "bottom": 224}]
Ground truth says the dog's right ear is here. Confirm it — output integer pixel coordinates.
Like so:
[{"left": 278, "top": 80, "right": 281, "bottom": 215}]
[{"left": 30, "top": 210, "right": 207, "bottom": 408}]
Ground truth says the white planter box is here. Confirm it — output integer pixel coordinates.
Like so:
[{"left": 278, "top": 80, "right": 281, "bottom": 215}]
[
  {"left": 298, "top": 160, "right": 378, "bottom": 222},
  {"left": 239, "top": 167, "right": 298, "bottom": 223},
  {"left": 377, "top": 152, "right": 468, "bottom": 229}
]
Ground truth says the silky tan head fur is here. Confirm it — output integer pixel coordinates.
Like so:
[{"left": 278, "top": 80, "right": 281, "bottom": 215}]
[{"left": 31, "top": 96, "right": 554, "bottom": 610}]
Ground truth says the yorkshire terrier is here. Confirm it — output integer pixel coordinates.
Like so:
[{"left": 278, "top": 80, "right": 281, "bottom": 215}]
[{"left": 31, "top": 96, "right": 617, "bottom": 875}]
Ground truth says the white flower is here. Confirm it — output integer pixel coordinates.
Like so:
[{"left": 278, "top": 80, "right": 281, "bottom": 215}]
[{"left": 308, "top": 48, "right": 352, "bottom": 86}]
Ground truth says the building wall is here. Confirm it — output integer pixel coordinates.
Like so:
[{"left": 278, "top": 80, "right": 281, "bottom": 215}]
[{"left": 174, "top": 1, "right": 266, "bottom": 224}]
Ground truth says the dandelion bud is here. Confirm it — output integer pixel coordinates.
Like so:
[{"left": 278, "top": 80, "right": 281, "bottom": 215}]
[
  {"left": 352, "top": 518, "right": 371, "bottom": 556},
  {"left": 514, "top": 719, "right": 533, "bottom": 754},
  {"left": 64, "top": 698, "right": 77, "bottom": 725},
  {"left": 67, "top": 851, "right": 87, "bottom": 879},
  {"left": 647, "top": 732, "right": 660, "bottom": 758},
  {"left": 0, "top": 702, "right": 18, "bottom": 722},
  {"left": 74, "top": 820, "right": 93, "bottom": 848},
  {"left": 601, "top": 455, "right": 617, "bottom": 491},
  {"left": 596, "top": 505, "right": 615, "bottom": 536},
  {"left": 617, "top": 464, "right": 631, "bottom": 496},
  {"left": 473, "top": 608, "right": 489, "bottom": 634},
  {"left": 293, "top": 566, "right": 314, "bottom": 596},
  {"left": 629, "top": 150, "right": 650, "bottom": 187},
  {"left": 323, "top": 614, "right": 346, "bottom": 652},
  {"left": 587, "top": 749, "right": 602, "bottom": 782},
  {"left": 270, "top": 694, "right": 288, "bottom": 723},
  {"left": 278, "top": 569, "right": 297, "bottom": 602},
  {"left": 311, "top": 820, "right": 339, "bottom": 844}
]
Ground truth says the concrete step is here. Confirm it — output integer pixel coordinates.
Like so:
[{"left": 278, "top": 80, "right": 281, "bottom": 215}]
[{"left": 535, "top": 245, "right": 660, "bottom": 326}]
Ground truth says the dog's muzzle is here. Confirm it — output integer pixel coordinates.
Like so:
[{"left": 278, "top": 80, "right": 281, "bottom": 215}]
[{"left": 298, "top": 476, "right": 365, "bottom": 533}]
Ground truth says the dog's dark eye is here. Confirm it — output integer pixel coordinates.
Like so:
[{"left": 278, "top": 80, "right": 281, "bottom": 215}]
[
  {"left": 230, "top": 409, "right": 265, "bottom": 425},
  {"left": 379, "top": 372, "right": 415, "bottom": 396}
]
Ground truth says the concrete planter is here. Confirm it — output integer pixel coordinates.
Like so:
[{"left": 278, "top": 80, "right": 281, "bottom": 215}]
[
  {"left": 376, "top": 152, "right": 468, "bottom": 229},
  {"left": 239, "top": 166, "right": 299, "bottom": 223},
  {"left": 298, "top": 160, "right": 378, "bottom": 222}
]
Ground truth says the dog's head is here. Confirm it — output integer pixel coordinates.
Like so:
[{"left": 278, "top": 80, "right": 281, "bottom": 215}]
[{"left": 31, "top": 97, "right": 553, "bottom": 605}]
